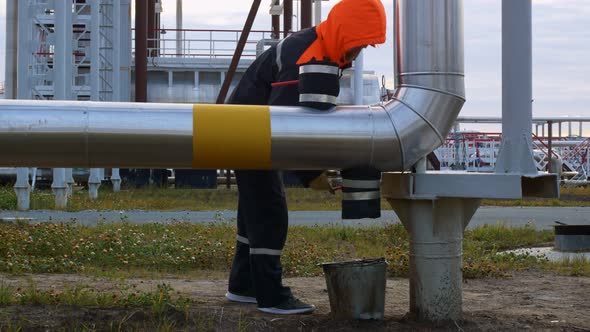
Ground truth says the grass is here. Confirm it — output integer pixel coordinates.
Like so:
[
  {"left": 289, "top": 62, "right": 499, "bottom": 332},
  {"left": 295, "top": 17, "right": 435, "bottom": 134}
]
[
  {"left": 0, "top": 220, "right": 587, "bottom": 279},
  {"left": 0, "top": 279, "right": 193, "bottom": 329},
  {"left": 1, "top": 184, "right": 590, "bottom": 212},
  {"left": 0, "top": 221, "right": 588, "bottom": 331}
]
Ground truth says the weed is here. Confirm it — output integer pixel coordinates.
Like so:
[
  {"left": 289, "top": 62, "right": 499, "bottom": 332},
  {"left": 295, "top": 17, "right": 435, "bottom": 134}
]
[
  {"left": 0, "top": 221, "right": 588, "bottom": 279},
  {"left": 549, "top": 256, "right": 590, "bottom": 276},
  {"left": 0, "top": 281, "right": 13, "bottom": 305},
  {"left": 238, "top": 309, "right": 250, "bottom": 332}
]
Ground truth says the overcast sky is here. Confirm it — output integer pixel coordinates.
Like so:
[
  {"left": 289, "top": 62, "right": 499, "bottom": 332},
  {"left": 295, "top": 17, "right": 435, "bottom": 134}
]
[{"left": 0, "top": 0, "right": 588, "bottom": 129}]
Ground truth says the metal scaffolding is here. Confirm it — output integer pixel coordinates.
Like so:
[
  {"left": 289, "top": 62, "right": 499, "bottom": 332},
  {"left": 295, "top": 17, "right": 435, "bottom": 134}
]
[{"left": 13, "top": 0, "right": 130, "bottom": 208}]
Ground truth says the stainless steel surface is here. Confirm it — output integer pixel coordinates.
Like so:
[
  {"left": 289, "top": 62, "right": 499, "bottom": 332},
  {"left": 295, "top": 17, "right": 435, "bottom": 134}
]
[
  {"left": 0, "top": 100, "right": 193, "bottom": 168},
  {"left": 275, "top": 0, "right": 465, "bottom": 170},
  {"left": 495, "top": 0, "right": 538, "bottom": 174},
  {"left": 382, "top": 171, "right": 559, "bottom": 200},
  {"left": 388, "top": 198, "right": 481, "bottom": 322},
  {"left": 397, "top": 0, "right": 464, "bottom": 98},
  {"left": 0, "top": 0, "right": 464, "bottom": 172}
]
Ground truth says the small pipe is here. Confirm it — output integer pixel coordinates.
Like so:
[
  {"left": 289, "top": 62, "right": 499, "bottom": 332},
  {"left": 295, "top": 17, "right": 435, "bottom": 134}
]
[
  {"left": 216, "top": 0, "right": 262, "bottom": 104},
  {"left": 147, "top": 0, "right": 156, "bottom": 56},
  {"left": 283, "top": 0, "right": 292, "bottom": 37},
  {"left": 314, "top": 0, "right": 322, "bottom": 25},
  {"left": 176, "top": 0, "right": 183, "bottom": 57},
  {"left": 301, "top": 0, "right": 312, "bottom": 29},
  {"left": 548, "top": 121, "right": 553, "bottom": 173},
  {"left": 272, "top": 15, "right": 280, "bottom": 39}
]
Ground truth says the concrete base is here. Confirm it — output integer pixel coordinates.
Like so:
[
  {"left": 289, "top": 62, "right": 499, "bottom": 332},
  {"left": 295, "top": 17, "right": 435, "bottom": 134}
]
[
  {"left": 388, "top": 198, "right": 481, "bottom": 322},
  {"left": 52, "top": 168, "right": 68, "bottom": 210},
  {"left": 53, "top": 188, "right": 68, "bottom": 210},
  {"left": 111, "top": 168, "right": 121, "bottom": 192},
  {"left": 65, "top": 168, "right": 75, "bottom": 197},
  {"left": 14, "top": 168, "right": 31, "bottom": 211},
  {"left": 88, "top": 168, "right": 102, "bottom": 200},
  {"left": 382, "top": 170, "right": 559, "bottom": 322}
]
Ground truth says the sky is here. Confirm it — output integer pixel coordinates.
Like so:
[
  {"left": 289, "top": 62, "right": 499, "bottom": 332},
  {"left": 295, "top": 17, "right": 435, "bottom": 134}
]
[{"left": 0, "top": 0, "right": 588, "bottom": 132}]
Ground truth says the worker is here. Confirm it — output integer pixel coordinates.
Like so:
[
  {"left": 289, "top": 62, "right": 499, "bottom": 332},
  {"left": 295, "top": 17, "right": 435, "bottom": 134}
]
[{"left": 225, "top": 0, "right": 387, "bottom": 315}]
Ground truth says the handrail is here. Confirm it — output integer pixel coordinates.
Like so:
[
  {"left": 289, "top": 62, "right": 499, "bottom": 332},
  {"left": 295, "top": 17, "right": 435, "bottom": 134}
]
[{"left": 531, "top": 132, "right": 561, "bottom": 159}]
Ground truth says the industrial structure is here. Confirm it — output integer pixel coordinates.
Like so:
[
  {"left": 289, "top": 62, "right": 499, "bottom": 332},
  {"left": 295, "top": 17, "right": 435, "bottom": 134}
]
[{"left": 0, "top": 0, "right": 581, "bottom": 324}]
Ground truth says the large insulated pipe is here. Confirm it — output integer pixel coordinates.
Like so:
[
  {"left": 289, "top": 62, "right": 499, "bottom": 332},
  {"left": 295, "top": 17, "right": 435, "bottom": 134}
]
[{"left": 0, "top": 0, "right": 464, "bottom": 172}]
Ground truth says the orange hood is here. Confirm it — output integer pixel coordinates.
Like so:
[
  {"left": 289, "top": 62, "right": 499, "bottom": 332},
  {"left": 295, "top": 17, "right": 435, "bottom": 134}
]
[{"left": 297, "top": 0, "right": 387, "bottom": 68}]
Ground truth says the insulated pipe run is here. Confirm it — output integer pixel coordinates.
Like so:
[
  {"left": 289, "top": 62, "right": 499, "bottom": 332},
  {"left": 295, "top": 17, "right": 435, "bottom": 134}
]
[{"left": 0, "top": 0, "right": 464, "bottom": 173}]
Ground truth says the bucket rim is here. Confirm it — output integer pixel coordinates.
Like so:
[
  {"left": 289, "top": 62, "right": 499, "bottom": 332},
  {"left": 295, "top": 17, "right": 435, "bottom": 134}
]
[{"left": 317, "top": 257, "right": 387, "bottom": 268}]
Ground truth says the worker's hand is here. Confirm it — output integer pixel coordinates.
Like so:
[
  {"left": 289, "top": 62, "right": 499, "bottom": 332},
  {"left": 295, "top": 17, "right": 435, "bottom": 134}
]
[{"left": 308, "top": 171, "right": 342, "bottom": 194}]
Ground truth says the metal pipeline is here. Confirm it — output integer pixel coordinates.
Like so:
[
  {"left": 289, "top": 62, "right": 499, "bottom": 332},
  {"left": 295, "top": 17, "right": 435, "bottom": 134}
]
[{"left": 0, "top": 0, "right": 464, "bottom": 171}]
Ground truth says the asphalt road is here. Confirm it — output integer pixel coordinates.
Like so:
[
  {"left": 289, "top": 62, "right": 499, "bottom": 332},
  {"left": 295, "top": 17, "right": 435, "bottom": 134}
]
[{"left": 1, "top": 206, "right": 589, "bottom": 230}]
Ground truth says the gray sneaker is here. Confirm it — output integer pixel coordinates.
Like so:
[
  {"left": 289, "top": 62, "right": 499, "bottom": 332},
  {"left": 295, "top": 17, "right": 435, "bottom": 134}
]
[
  {"left": 225, "top": 291, "right": 257, "bottom": 304},
  {"left": 258, "top": 297, "right": 316, "bottom": 315}
]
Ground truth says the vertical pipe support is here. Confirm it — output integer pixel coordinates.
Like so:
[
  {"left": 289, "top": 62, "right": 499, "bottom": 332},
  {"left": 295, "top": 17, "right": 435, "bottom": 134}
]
[
  {"left": 120, "top": 0, "right": 132, "bottom": 102},
  {"left": 272, "top": 15, "right": 280, "bottom": 39},
  {"left": 176, "top": 0, "right": 183, "bottom": 56},
  {"left": 15, "top": 0, "right": 31, "bottom": 211},
  {"left": 14, "top": 168, "right": 31, "bottom": 211},
  {"left": 283, "top": 0, "right": 293, "bottom": 37},
  {"left": 314, "top": 0, "right": 322, "bottom": 25},
  {"left": 216, "top": 0, "right": 261, "bottom": 104},
  {"left": 135, "top": 0, "right": 148, "bottom": 102},
  {"left": 53, "top": 0, "right": 73, "bottom": 209},
  {"left": 547, "top": 121, "right": 553, "bottom": 173},
  {"left": 89, "top": 0, "right": 102, "bottom": 199},
  {"left": 110, "top": 0, "right": 124, "bottom": 192},
  {"left": 147, "top": 0, "right": 155, "bottom": 57},
  {"left": 301, "top": 0, "right": 312, "bottom": 29},
  {"left": 495, "top": 0, "right": 537, "bottom": 175},
  {"left": 388, "top": 198, "right": 481, "bottom": 322}
]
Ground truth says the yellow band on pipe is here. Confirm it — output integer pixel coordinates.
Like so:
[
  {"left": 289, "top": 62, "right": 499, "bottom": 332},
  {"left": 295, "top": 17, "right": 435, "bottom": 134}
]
[{"left": 193, "top": 104, "right": 271, "bottom": 169}]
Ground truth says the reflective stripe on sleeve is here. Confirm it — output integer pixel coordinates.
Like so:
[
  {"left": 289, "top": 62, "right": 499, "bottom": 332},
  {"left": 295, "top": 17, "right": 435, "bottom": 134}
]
[
  {"left": 249, "top": 248, "right": 282, "bottom": 256},
  {"left": 299, "top": 94, "right": 338, "bottom": 105},
  {"left": 299, "top": 64, "right": 340, "bottom": 75},
  {"left": 342, "top": 191, "right": 381, "bottom": 201}
]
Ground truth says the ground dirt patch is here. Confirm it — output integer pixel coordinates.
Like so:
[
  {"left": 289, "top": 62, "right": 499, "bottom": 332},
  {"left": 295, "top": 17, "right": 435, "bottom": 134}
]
[{"left": 1, "top": 271, "right": 589, "bottom": 331}]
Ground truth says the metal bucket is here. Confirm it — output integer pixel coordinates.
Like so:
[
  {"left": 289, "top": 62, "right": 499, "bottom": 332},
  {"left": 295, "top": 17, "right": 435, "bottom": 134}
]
[{"left": 319, "top": 258, "right": 387, "bottom": 320}]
